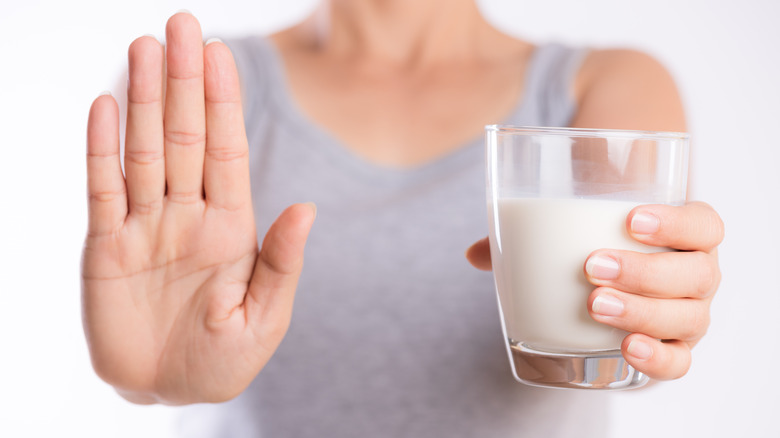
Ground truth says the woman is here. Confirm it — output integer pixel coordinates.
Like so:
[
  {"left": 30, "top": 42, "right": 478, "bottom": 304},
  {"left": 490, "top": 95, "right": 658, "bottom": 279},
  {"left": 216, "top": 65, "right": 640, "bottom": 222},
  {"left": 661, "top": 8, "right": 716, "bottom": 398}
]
[{"left": 83, "top": 1, "right": 723, "bottom": 436}]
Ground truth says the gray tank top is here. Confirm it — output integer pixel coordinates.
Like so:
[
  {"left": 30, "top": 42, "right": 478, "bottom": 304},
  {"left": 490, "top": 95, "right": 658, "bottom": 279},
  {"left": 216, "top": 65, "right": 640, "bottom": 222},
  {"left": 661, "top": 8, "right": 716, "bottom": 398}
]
[{"left": 177, "top": 36, "right": 611, "bottom": 437}]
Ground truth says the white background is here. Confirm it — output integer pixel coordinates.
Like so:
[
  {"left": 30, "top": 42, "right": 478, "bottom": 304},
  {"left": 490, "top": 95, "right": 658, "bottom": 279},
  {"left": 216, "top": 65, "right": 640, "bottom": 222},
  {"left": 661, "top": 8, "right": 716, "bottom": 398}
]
[{"left": 1, "top": 0, "right": 778, "bottom": 436}]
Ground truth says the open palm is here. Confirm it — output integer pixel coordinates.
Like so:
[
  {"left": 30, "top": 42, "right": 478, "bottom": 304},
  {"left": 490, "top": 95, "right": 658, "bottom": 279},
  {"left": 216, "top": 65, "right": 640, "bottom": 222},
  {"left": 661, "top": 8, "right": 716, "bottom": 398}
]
[{"left": 82, "top": 12, "right": 315, "bottom": 404}]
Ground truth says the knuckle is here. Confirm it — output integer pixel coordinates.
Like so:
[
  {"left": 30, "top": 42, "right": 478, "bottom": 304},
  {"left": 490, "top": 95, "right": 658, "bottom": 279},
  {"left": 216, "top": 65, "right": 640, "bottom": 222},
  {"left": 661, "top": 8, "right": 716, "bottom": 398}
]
[
  {"left": 128, "top": 96, "right": 161, "bottom": 106},
  {"left": 167, "top": 70, "right": 205, "bottom": 81},
  {"left": 207, "top": 202, "right": 243, "bottom": 213},
  {"left": 682, "top": 303, "right": 710, "bottom": 341},
  {"left": 694, "top": 252, "right": 719, "bottom": 298},
  {"left": 205, "top": 144, "right": 249, "bottom": 163},
  {"left": 126, "top": 149, "right": 164, "bottom": 166},
  {"left": 632, "top": 300, "right": 656, "bottom": 333},
  {"left": 695, "top": 201, "right": 725, "bottom": 247},
  {"left": 89, "top": 189, "right": 126, "bottom": 204},
  {"left": 166, "top": 190, "right": 203, "bottom": 205},
  {"left": 205, "top": 94, "right": 243, "bottom": 105},
  {"left": 259, "top": 247, "right": 297, "bottom": 277},
  {"left": 87, "top": 150, "right": 119, "bottom": 159},
  {"left": 712, "top": 213, "right": 726, "bottom": 246},
  {"left": 130, "top": 198, "right": 164, "bottom": 215},
  {"left": 712, "top": 264, "right": 722, "bottom": 291},
  {"left": 165, "top": 130, "right": 206, "bottom": 148},
  {"left": 632, "top": 254, "right": 656, "bottom": 295}
]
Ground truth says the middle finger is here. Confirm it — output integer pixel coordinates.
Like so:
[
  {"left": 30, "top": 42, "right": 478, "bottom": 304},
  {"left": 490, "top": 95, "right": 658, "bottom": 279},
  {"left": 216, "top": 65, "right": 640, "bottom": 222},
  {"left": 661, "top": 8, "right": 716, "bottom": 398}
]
[{"left": 164, "top": 12, "right": 206, "bottom": 205}]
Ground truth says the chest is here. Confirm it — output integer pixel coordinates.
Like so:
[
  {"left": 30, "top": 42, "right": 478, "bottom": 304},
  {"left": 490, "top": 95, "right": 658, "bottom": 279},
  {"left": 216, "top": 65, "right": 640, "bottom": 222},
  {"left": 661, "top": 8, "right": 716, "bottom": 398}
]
[{"left": 280, "top": 56, "right": 526, "bottom": 167}]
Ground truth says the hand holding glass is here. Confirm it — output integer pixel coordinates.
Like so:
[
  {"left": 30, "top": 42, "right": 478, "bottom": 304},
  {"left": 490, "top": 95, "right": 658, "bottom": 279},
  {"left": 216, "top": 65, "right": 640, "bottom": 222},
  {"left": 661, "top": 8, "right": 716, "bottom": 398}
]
[{"left": 485, "top": 126, "right": 689, "bottom": 390}]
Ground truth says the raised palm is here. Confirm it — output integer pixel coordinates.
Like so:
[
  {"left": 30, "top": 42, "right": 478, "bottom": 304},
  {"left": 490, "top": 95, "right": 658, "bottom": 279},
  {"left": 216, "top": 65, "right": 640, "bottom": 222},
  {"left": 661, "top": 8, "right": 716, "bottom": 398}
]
[{"left": 82, "top": 13, "right": 315, "bottom": 404}]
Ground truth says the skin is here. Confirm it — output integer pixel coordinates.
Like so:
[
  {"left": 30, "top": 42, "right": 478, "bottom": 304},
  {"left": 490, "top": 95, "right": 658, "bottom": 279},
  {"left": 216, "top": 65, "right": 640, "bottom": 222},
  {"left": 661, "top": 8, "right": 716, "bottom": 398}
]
[{"left": 83, "top": 0, "right": 724, "bottom": 404}]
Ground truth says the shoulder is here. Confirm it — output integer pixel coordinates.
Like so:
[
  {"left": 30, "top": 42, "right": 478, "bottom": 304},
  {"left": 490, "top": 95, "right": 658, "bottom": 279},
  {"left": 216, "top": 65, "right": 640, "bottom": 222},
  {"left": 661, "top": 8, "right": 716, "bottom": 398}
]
[{"left": 571, "top": 48, "right": 686, "bottom": 132}]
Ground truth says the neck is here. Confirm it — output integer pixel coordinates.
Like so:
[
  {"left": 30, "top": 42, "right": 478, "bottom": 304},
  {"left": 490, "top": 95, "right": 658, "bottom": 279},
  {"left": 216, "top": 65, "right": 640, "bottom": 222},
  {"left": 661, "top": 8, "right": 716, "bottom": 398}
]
[{"left": 298, "top": 0, "right": 497, "bottom": 66}]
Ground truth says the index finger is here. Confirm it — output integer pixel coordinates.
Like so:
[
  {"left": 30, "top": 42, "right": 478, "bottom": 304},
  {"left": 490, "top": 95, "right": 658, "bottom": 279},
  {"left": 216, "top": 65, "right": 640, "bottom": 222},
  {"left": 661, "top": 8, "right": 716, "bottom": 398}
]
[{"left": 627, "top": 201, "right": 724, "bottom": 251}]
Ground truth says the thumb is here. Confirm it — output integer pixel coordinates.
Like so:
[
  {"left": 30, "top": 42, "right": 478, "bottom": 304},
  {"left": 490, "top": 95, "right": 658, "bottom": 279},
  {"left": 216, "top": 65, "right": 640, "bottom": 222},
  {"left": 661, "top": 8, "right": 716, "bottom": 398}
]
[{"left": 244, "top": 202, "right": 316, "bottom": 343}]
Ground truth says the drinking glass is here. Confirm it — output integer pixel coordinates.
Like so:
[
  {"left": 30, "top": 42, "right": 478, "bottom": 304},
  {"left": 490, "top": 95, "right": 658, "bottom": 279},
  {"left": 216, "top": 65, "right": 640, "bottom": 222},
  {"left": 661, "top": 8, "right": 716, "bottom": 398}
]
[{"left": 485, "top": 125, "right": 689, "bottom": 390}]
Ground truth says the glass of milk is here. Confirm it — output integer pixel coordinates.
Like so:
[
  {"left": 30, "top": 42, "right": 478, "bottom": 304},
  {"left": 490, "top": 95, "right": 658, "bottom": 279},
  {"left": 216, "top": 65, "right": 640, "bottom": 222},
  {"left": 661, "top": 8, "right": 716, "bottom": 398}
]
[{"left": 485, "top": 125, "right": 689, "bottom": 390}]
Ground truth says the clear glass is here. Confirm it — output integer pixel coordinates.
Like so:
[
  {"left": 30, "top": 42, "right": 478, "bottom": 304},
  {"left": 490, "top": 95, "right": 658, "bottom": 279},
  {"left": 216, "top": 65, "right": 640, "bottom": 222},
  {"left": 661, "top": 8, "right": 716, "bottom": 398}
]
[{"left": 485, "top": 125, "right": 690, "bottom": 390}]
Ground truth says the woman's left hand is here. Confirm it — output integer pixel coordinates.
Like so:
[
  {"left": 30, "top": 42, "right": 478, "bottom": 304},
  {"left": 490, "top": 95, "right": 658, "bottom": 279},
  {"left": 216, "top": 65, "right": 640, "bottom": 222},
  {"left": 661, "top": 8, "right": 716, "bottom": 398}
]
[{"left": 466, "top": 201, "right": 724, "bottom": 380}]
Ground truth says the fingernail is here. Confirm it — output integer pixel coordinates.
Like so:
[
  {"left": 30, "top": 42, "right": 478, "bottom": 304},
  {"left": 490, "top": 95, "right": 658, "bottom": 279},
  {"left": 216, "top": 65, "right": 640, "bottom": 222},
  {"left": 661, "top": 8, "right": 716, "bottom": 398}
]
[
  {"left": 205, "top": 37, "right": 223, "bottom": 46},
  {"left": 627, "top": 340, "right": 654, "bottom": 361},
  {"left": 592, "top": 295, "right": 624, "bottom": 316},
  {"left": 305, "top": 202, "right": 317, "bottom": 218},
  {"left": 585, "top": 254, "right": 620, "bottom": 280},
  {"left": 177, "top": 9, "right": 192, "bottom": 15},
  {"left": 99, "top": 90, "right": 112, "bottom": 96},
  {"left": 631, "top": 212, "right": 660, "bottom": 235}
]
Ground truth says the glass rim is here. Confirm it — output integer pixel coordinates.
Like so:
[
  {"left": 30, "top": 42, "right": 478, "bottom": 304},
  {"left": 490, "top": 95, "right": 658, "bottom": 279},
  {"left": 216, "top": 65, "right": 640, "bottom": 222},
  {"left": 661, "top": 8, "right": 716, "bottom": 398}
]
[{"left": 485, "top": 124, "right": 689, "bottom": 141}]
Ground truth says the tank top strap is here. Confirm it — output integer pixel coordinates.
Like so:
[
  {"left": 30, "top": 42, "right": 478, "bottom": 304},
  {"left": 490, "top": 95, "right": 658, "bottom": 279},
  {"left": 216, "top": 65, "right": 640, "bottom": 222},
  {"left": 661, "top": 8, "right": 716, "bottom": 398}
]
[
  {"left": 224, "top": 35, "right": 279, "bottom": 122},
  {"left": 516, "top": 43, "right": 589, "bottom": 127}
]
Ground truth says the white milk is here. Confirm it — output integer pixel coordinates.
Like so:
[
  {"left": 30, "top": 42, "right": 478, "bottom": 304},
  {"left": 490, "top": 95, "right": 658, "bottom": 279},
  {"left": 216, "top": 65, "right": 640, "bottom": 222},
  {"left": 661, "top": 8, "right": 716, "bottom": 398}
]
[{"left": 488, "top": 197, "right": 669, "bottom": 352}]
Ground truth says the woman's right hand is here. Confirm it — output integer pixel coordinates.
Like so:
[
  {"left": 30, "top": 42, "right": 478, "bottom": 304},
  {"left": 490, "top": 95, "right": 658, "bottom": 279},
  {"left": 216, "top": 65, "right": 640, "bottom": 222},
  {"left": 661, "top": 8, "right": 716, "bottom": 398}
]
[{"left": 82, "top": 12, "right": 315, "bottom": 405}]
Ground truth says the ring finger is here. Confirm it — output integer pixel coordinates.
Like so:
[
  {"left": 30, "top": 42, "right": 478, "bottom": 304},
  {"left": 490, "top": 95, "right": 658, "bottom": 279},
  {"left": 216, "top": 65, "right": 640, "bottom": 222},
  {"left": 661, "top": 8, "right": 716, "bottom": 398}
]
[{"left": 588, "top": 286, "right": 711, "bottom": 342}]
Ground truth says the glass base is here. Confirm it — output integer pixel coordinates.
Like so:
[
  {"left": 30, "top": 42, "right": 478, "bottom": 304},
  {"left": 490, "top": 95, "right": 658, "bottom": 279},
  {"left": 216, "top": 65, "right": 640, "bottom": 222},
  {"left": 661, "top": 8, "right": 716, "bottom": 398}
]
[{"left": 508, "top": 340, "right": 648, "bottom": 390}]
